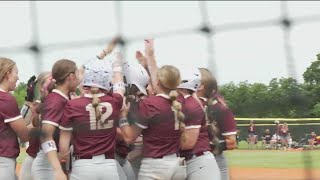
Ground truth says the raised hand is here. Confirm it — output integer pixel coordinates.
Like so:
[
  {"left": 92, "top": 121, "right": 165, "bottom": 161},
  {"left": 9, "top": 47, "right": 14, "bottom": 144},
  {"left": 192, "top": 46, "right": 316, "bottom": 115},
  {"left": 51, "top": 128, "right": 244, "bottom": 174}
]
[
  {"left": 144, "top": 39, "right": 154, "bottom": 58},
  {"left": 136, "top": 51, "right": 148, "bottom": 69}
]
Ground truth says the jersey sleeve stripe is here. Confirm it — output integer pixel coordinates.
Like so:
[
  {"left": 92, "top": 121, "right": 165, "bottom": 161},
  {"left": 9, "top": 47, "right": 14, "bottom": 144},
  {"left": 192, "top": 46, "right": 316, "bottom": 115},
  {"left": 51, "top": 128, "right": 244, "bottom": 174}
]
[
  {"left": 222, "top": 131, "right": 237, "bottom": 136},
  {"left": 59, "top": 126, "right": 73, "bottom": 131},
  {"left": 185, "top": 125, "right": 201, "bottom": 129},
  {"left": 4, "top": 115, "right": 22, "bottom": 123},
  {"left": 42, "top": 120, "right": 59, "bottom": 127},
  {"left": 135, "top": 122, "right": 148, "bottom": 129}
]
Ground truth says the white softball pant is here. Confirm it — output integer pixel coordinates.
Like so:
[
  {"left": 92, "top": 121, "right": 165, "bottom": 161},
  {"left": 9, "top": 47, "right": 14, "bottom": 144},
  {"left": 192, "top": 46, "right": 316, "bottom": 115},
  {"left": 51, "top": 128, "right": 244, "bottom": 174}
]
[
  {"left": 138, "top": 153, "right": 186, "bottom": 180},
  {"left": 31, "top": 150, "right": 54, "bottom": 180},
  {"left": 128, "top": 156, "right": 142, "bottom": 179},
  {"left": 19, "top": 155, "right": 35, "bottom": 180},
  {"left": 215, "top": 153, "right": 229, "bottom": 180},
  {"left": 115, "top": 154, "right": 135, "bottom": 180},
  {"left": 127, "top": 145, "right": 143, "bottom": 178},
  {"left": 186, "top": 152, "right": 220, "bottom": 180},
  {"left": 0, "top": 156, "right": 17, "bottom": 180},
  {"left": 70, "top": 154, "right": 120, "bottom": 180}
]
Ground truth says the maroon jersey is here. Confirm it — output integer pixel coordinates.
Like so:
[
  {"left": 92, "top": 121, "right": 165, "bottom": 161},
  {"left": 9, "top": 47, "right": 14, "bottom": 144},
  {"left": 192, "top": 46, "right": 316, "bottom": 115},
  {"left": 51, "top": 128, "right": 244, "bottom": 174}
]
[
  {"left": 280, "top": 126, "right": 289, "bottom": 136},
  {"left": 275, "top": 124, "right": 283, "bottom": 135},
  {"left": 0, "top": 89, "right": 22, "bottom": 158},
  {"left": 41, "top": 89, "right": 69, "bottom": 148},
  {"left": 59, "top": 93, "right": 123, "bottom": 158},
  {"left": 262, "top": 133, "right": 272, "bottom": 141},
  {"left": 26, "top": 128, "right": 40, "bottom": 158},
  {"left": 135, "top": 94, "right": 181, "bottom": 158},
  {"left": 200, "top": 97, "right": 237, "bottom": 139},
  {"left": 180, "top": 95, "right": 210, "bottom": 155},
  {"left": 248, "top": 125, "right": 256, "bottom": 134}
]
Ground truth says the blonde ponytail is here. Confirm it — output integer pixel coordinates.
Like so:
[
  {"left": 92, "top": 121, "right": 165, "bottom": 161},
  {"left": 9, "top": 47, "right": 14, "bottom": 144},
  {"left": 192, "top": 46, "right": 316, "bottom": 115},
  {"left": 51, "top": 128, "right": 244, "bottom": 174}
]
[
  {"left": 90, "top": 87, "right": 102, "bottom": 123},
  {"left": 207, "top": 96, "right": 221, "bottom": 155},
  {"left": 169, "top": 90, "right": 186, "bottom": 142}
]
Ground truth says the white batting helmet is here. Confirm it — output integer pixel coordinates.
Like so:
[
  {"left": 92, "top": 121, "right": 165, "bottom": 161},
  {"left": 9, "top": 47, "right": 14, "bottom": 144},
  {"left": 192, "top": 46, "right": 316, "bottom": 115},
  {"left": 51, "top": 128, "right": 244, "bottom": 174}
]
[
  {"left": 178, "top": 68, "right": 201, "bottom": 92},
  {"left": 82, "top": 57, "right": 113, "bottom": 91},
  {"left": 123, "top": 61, "right": 149, "bottom": 95}
]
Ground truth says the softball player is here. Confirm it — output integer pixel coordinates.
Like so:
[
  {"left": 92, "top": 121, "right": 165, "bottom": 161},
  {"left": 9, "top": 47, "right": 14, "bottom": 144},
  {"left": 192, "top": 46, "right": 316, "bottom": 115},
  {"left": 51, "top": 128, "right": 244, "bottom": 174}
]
[
  {"left": 0, "top": 57, "right": 29, "bottom": 180},
  {"left": 119, "top": 64, "right": 186, "bottom": 180},
  {"left": 118, "top": 61, "right": 150, "bottom": 180},
  {"left": 31, "top": 59, "right": 79, "bottom": 180},
  {"left": 178, "top": 68, "right": 220, "bottom": 180},
  {"left": 20, "top": 72, "right": 52, "bottom": 180},
  {"left": 58, "top": 52, "right": 125, "bottom": 180},
  {"left": 197, "top": 68, "right": 237, "bottom": 180}
]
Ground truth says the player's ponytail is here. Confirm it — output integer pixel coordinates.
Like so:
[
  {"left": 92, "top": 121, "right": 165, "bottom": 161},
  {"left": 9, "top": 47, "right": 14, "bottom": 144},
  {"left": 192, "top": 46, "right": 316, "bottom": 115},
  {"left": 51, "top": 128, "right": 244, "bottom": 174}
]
[
  {"left": 90, "top": 87, "right": 102, "bottom": 123},
  {"left": 157, "top": 65, "right": 185, "bottom": 141},
  {"left": 198, "top": 68, "right": 221, "bottom": 153},
  {"left": 169, "top": 90, "right": 186, "bottom": 142}
]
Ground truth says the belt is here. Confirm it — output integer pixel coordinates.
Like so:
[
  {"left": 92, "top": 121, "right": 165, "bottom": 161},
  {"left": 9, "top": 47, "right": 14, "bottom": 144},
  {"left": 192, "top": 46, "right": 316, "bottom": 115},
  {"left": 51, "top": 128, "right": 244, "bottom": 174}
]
[
  {"left": 153, "top": 152, "right": 180, "bottom": 159},
  {"left": 184, "top": 151, "right": 207, "bottom": 161},
  {"left": 74, "top": 153, "right": 115, "bottom": 160}
]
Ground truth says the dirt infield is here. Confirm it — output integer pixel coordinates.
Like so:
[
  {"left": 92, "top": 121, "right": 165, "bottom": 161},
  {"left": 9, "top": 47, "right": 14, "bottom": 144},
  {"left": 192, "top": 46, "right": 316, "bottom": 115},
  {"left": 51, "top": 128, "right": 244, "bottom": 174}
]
[
  {"left": 17, "top": 164, "right": 320, "bottom": 180},
  {"left": 230, "top": 167, "right": 320, "bottom": 180}
]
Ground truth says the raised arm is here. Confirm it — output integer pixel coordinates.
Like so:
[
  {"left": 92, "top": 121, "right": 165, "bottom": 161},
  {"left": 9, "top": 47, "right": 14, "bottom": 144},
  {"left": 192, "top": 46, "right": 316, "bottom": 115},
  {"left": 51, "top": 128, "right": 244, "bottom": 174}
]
[
  {"left": 97, "top": 36, "right": 120, "bottom": 60},
  {"left": 144, "top": 39, "right": 159, "bottom": 91},
  {"left": 112, "top": 52, "right": 125, "bottom": 97}
]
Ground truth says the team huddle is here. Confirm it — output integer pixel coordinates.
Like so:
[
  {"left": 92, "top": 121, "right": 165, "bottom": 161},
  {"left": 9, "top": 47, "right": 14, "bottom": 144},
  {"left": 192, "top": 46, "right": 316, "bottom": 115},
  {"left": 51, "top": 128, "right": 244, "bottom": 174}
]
[{"left": 0, "top": 38, "right": 237, "bottom": 180}]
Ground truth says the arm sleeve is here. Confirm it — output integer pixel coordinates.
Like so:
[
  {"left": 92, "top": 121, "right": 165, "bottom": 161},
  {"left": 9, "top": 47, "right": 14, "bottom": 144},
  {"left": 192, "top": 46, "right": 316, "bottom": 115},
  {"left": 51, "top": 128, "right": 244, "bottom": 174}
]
[
  {"left": 218, "top": 107, "right": 237, "bottom": 136},
  {"left": 41, "top": 97, "right": 65, "bottom": 127},
  {"left": 3, "top": 96, "right": 22, "bottom": 123},
  {"left": 112, "top": 93, "right": 124, "bottom": 111},
  {"left": 59, "top": 102, "right": 74, "bottom": 131},
  {"left": 135, "top": 99, "right": 158, "bottom": 129},
  {"left": 184, "top": 108, "right": 203, "bottom": 129}
]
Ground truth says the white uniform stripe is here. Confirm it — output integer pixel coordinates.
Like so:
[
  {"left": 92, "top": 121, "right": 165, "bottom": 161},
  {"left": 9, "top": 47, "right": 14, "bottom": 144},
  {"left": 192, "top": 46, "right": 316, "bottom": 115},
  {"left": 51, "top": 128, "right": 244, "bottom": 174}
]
[
  {"left": 221, "top": 131, "right": 237, "bottom": 136},
  {"left": 59, "top": 126, "right": 73, "bottom": 131},
  {"left": 185, "top": 125, "right": 201, "bottom": 129},
  {"left": 4, "top": 115, "right": 22, "bottom": 123},
  {"left": 135, "top": 122, "right": 148, "bottom": 129},
  {"left": 42, "top": 120, "right": 59, "bottom": 127}
]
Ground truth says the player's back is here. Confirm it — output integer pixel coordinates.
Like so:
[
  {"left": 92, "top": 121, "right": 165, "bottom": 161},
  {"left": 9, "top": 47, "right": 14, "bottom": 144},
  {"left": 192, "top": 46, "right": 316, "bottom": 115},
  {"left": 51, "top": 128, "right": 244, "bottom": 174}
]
[
  {"left": 136, "top": 94, "right": 181, "bottom": 158},
  {"left": 61, "top": 93, "right": 123, "bottom": 157}
]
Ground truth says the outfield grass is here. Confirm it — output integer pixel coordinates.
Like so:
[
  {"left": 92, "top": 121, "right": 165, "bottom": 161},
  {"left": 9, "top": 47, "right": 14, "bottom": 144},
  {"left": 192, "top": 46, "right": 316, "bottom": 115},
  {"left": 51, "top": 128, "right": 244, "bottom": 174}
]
[
  {"left": 17, "top": 141, "right": 320, "bottom": 170},
  {"left": 225, "top": 141, "right": 320, "bottom": 169}
]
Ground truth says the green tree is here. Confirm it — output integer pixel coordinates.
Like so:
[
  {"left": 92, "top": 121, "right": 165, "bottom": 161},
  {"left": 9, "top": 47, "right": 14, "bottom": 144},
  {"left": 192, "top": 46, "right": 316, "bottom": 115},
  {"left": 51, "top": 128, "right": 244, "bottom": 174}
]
[
  {"left": 303, "top": 54, "right": 320, "bottom": 86},
  {"left": 12, "top": 82, "right": 27, "bottom": 108}
]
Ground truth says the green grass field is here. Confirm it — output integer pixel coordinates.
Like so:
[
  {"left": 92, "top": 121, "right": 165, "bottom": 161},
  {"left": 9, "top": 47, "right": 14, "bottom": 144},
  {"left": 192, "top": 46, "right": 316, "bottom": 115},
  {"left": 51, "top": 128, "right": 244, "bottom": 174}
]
[
  {"left": 17, "top": 141, "right": 320, "bottom": 170},
  {"left": 224, "top": 141, "right": 320, "bottom": 169}
]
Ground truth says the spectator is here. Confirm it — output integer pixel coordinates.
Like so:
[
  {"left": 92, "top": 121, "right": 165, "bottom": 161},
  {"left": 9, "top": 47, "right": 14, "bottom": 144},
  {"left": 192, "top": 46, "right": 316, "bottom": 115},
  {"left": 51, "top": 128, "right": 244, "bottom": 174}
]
[
  {"left": 247, "top": 121, "right": 257, "bottom": 149},
  {"left": 262, "top": 129, "right": 272, "bottom": 148},
  {"left": 280, "top": 122, "right": 289, "bottom": 149},
  {"left": 308, "top": 132, "right": 318, "bottom": 148},
  {"left": 287, "top": 133, "right": 293, "bottom": 149},
  {"left": 236, "top": 128, "right": 240, "bottom": 148},
  {"left": 248, "top": 120, "right": 256, "bottom": 135}
]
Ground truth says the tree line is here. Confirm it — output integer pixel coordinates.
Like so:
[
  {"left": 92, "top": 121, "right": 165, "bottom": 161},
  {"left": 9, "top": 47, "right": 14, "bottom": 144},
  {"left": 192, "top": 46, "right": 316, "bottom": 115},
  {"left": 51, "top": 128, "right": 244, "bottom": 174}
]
[{"left": 219, "top": 54, "right": 320, "bottom": 118}]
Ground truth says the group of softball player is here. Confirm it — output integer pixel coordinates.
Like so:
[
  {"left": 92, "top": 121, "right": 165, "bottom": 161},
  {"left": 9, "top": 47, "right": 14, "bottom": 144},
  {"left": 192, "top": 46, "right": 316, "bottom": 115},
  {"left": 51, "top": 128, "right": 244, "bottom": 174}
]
[{"left": 0, "top": 38, "right": 237, "bottom": 180}]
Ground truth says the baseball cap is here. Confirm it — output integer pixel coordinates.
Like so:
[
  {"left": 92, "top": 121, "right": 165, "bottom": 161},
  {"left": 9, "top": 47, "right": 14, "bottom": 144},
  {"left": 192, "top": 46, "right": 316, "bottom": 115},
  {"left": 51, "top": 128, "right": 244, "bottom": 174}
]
[
  {"left": 178, "top": 68, "right": 201, "bottom": 92},
  {"left": 82, "top": 57, "right": 113, "bottom": 91},
  {"left": 123, "top": 61, "right": 149, "bottom": 95}
]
